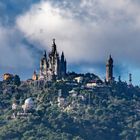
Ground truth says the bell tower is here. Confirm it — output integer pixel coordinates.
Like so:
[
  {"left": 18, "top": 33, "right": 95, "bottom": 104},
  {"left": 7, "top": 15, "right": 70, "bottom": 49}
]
[{"left": 106, "top": 55, "right": 113, "bottom": 83}]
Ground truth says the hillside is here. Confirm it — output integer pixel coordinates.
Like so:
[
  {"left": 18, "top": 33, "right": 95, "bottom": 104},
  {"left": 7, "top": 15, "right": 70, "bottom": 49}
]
[{"left": 0, "top": 74, "right": 140, "bottom": 140}]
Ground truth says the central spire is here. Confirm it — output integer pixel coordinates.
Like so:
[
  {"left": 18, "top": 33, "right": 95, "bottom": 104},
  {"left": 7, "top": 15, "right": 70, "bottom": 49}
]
[{"left": 51, "top": 38, "right": 57, "bottom": 54}]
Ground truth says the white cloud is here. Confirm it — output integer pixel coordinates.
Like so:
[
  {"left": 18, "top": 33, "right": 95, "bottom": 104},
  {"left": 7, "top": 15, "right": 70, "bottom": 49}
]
[{"left": 16, "top": 0, "right": 140, "bottom": 74}]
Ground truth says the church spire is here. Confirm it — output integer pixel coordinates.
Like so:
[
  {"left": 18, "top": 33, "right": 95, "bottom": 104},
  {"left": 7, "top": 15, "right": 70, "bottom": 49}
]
[
  {"left": 61, "top": 51, "right": 64, "bottom": 56},
  {"left": 61, "top": 51, "right": 64, "bottom": 62},
  {"left": 44, "top": 50, "right": 47, "bottom": 58}
]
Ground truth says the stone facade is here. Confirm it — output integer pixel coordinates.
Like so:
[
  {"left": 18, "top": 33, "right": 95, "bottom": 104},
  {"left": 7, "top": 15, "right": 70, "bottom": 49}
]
[{"left": 39, "top": 39, "right": 67, "bottom": 81}]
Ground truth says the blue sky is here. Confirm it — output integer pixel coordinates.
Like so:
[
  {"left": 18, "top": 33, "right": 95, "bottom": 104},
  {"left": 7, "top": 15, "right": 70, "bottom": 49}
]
[{"left": 0, "top": 0, "right": 140, "bottom": 85}]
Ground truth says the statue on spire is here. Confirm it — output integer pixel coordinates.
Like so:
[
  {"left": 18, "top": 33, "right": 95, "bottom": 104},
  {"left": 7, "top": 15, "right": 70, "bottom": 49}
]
[{"left": 53, "top": 38, "right": 56, "bottom": 44}]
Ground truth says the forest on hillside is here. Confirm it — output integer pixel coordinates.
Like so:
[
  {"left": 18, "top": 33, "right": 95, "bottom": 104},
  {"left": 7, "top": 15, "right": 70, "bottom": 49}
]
[{"left": 0, "top": 77, "right": 140, "bottom": 140}]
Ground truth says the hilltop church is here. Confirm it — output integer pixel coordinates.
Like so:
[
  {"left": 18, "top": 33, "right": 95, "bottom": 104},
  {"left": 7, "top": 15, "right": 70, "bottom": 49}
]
[{"left": 32, "top": 39, "right": 67, "bottom": 81}]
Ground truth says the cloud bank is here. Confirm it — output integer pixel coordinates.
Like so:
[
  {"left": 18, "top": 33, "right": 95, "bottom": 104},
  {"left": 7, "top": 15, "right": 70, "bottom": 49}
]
[
  {"left": 1, "top": 0, "right": 140, "bottom": 82},
  {"left": 16, "top": 0, "right": 140, "bottom": 68}
]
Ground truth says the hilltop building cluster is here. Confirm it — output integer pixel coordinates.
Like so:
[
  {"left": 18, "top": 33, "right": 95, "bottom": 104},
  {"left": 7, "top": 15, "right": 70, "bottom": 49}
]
[
  {"left": 31, "top": 39, "right": 114, "bottom": 84},
  {"left": 2, "top": 38, "right": 115, "bottom": 85},
  {"left": 2, "top": 38, "right": 133, "bottom": 87}
]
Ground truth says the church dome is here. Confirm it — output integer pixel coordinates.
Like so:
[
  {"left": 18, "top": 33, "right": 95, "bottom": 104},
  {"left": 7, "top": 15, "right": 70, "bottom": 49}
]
[{"left": 25, "top": 98, "right": 34, "bottom": 108}]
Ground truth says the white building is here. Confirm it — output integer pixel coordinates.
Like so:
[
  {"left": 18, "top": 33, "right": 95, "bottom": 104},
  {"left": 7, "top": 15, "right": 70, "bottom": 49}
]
[
  {"left": 12, "top": 103, "right": 17, "bottom": 110},
  {"left": 22, "top": 98, "right": 34, "bottom": 112},
  {"left": 74, "top": 76, "right": 83, "bottom": 83}
]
